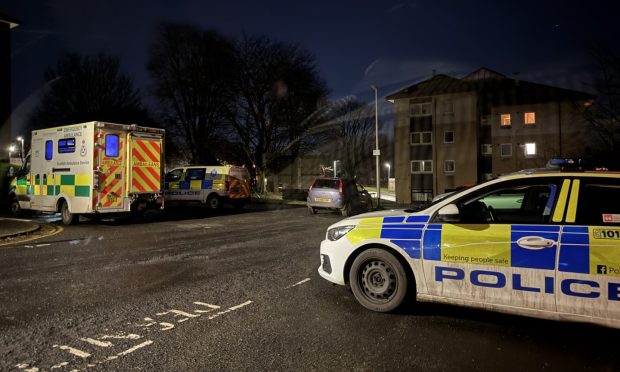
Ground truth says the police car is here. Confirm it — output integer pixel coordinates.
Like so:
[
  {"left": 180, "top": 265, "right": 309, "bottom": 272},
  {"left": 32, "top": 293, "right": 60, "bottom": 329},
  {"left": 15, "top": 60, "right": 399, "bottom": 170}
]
[{"left": 318, "top": 163, "right": 620, "bottom": 328}]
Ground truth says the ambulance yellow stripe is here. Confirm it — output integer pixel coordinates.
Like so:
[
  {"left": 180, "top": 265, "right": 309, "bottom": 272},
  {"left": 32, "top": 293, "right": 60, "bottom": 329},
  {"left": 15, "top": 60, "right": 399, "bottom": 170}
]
[
  {"left": 565, "top": 179, "right": 580, "bottom": 223},
  {"left": 552, "top": 179, "right": 571, "bottom": 223},
  {"left": 133, "top": 167, "right": 159, "bottom": 191}
]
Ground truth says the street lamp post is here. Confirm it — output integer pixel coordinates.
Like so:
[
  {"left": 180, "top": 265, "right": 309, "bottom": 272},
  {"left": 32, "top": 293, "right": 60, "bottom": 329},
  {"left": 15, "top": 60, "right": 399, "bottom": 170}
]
[
  {"left": 17, "top": 136, "right": 24, "bottom": 163},
  {"left": 8, "top": 144, "right": 16, "bottom": 162},
  {"left": 385, "top": 162, "right": 390, "bottom": 183},
  {"left": 371, "top": 85, "right": 381, "bottom": 208}
]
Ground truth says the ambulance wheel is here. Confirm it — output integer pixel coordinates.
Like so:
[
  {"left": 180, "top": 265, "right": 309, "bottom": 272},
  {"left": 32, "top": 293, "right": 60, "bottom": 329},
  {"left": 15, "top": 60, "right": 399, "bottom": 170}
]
[
  {"left": 349, "top": 248, "right": 409, "bottom": 312},
  {"left": 207, "top": 194, "right": 221, "bottom": 210},
  {"left": 60, "top": 200, "right": 77, "bottom": 225},
  {"left": 9, "top": 197, "right": 22, "bottom": 216}
]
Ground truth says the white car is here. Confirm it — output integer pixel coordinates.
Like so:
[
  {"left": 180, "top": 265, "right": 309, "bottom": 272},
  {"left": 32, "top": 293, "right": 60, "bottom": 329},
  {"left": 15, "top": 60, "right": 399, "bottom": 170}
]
[{"left": 318, "top": 169, "right": 620, "bottom": 329}]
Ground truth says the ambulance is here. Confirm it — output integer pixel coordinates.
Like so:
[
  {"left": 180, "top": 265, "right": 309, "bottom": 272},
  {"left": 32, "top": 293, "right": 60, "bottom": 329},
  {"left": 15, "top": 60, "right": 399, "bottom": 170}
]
[
  {"left": 8, "top": 121, "right": 165, "bottom": 224},
  {"left": 318, "top": 163, "right": 620, "bottom": 329},
  {"left": 164, "top": 165, "right": 251, "bottom": 209}
]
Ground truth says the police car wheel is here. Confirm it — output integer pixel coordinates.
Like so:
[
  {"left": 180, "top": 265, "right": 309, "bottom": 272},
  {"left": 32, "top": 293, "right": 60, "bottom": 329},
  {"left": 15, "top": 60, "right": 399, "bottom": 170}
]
[
  {"left": 350, "top": 249, "right": 408, "bottom": 312},
  {"left": 207, "top": 194, "right": 220, "bottom": 210},
  {"left": 60, "top": 200, "right": 76, "bottom": 225}
]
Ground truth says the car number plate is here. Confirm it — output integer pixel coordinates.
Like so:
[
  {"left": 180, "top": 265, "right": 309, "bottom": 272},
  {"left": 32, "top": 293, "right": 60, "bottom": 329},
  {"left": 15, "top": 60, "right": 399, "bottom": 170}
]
[{"left": 315, "top": 197, "right": 332, "bottom": 202}]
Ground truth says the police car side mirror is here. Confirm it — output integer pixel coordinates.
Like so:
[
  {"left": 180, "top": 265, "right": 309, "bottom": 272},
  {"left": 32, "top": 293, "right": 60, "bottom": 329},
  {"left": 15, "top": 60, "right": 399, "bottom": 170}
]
[{"left": 437, "top": 204, "right": 460, "bottom": 222}]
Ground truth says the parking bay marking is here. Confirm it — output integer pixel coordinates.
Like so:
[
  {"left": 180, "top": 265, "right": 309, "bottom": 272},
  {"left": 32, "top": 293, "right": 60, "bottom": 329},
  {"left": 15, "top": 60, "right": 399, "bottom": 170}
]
[{"left": 286, "top": 278, "right": 311, "bottom": 289}]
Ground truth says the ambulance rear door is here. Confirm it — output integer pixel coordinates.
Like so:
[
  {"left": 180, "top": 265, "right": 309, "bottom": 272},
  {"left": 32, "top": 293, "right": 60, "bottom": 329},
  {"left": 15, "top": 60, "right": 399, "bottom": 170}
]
[
  {"left": 96, "top": 128, "right": 127, "bottom": 210},
  {"left": 129, "top": 133, "right": 163, "bottom": 194}
]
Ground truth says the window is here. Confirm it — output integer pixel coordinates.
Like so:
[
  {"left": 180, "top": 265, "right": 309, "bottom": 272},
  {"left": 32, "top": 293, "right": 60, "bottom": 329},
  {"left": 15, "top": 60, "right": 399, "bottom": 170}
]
[
  {"left": 105, "top": 134, "right": 119, "bottom": 157},
  {"left": 45, "top": 140, "right": 53, "bottom": 160},
  {"left": 412, "top": 191, "right": 433, "bottom": 202},
  {"left": 524, "top": 112, "right": 536, "bottom": 125},
  {"left": 185, "top": 168, "right": 206, "bottom": 181},
  {"left": 411, "top": 160, "right": 433, "bottom": 173},
  {"left": 576, "top": 179, "right": 620, "bottom": 226},
  {"left": 481, "top": 144, "right": 493, "bottom": 155},
  {"left": 500, "top": 114, "right": 511, "bottom": 127},
  {"left": 312, "top": 179, "right": 340, "bottom": 189},
  {"left": 523, "top": 142, "right": 537, "bottom": 157},
  {"left": 411, "top": 131, "right": 432, "bottom": 145},
  {"left": 444, "top": 160, "right": 455, "bottom": 174},
  {"left": 500, "top": 143, "right": 512, "bottom": 158},
  {"left": 444, "top": 131, "right": 454, "bottom": 144},
  {"left": 410, "top": 102, "right": 432, "bottom": 117},
  {"left": 453, "top": 182, "right": 557, "bottom": 224},
  {"left": 58, "top": 138, "right": 76, "bottom": 153},
  {"left": 165, "top": 169, "right": 183, "bottom": 182}
]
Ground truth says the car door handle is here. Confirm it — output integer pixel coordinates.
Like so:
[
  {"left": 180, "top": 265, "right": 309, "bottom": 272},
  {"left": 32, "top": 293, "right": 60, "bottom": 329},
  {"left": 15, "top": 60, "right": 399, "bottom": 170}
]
[{"left": 516, "top": 236, "right": 555, "bottom": 250}]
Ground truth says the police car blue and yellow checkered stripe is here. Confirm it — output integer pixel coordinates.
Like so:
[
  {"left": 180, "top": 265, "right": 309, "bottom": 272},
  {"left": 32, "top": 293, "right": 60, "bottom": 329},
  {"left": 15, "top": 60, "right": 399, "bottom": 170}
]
[{"left": 346, "top": 215, "right": 620, "bottom": 276}]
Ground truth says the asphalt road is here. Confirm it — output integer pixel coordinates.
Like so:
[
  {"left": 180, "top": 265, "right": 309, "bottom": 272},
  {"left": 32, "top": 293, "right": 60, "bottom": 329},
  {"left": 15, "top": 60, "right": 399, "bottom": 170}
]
[{"left": 0, "top": 205, "right": 618, "bottom": 371}]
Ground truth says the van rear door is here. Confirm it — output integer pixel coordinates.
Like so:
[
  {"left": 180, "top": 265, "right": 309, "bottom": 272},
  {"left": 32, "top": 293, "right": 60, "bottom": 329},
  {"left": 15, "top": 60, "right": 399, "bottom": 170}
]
[
  {"left": 96, "top": 129, "right": 126, "bottom": 209},
  {"left": 129, "top": 133, "right": 163, "bottom": 194}
]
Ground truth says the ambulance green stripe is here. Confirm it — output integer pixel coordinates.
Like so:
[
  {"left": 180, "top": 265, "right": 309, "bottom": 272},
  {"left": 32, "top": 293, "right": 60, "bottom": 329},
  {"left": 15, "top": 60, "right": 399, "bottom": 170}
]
[{"left": 75, "top": 186, "right": 90, "bottom": 197}]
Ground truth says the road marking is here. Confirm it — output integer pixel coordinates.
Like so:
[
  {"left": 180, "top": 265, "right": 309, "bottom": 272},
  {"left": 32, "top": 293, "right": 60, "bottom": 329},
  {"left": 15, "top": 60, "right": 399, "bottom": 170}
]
[
  {"left": 100, "top": 333, "right": 141, "bottom": 340},
  {"left": 36, "top": 243, "right": 51, "bottom": 247},
  {"left": 50, "top": 362, "right": 69, "bottom": 369},
  {"left": 53, "top": 345, "right": 91, "bottom": 358},
  {"left": 156, "top": 309, "right": 200, "bottom": 321},
  {"left": 208, "top": 301, "right": 253, "bottom": 320},
  {"left": 116, "top": 340, "right": 154, "bottom": 357},
  {"left": 15, "top": 363, "right": 39, "bottom": 372},
  {"left": 286, "top": 278, "right": 311, "bottom": 288},
  {"left": 80, "top": 338, "right": 112, "bottom": 347}
]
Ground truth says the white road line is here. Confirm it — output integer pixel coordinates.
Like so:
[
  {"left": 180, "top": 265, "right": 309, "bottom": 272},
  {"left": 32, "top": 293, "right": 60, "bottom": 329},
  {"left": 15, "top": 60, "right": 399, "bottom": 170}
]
[
  {"left": 286, "top": 278, "right": 311, "bottom": 288},
  {"left": 156, "top": 309, "right": 200, "bottom": 318},
  {"left": 53, "top": 345, "right": 91, "bottom": 358},
  {"left": 80, "top": 338, "right": 113, "bottom": 347},
  {"left": 208, "top": 301, "right": 253, "bottom": 320},
  {"left": 100, "top": 333, "right": 141, "bottom": 340},
  {"left": 50, "top": 362, "right": 69, "bottom": 369},
  {"left": 229, "top": 300, "right": 253, "bottom": 311},
  {"left": 36, "top": 243, "right": 51, "bottom": 247},
  {"left": 115, "top": 340, "right": 154, "bottom": 357}
]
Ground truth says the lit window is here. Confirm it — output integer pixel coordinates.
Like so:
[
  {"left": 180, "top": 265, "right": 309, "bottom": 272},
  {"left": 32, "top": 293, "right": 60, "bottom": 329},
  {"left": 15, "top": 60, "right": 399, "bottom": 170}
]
[
  {"left": 58, "top": 138, "right": 76, "bottom": 153},
  {"left": 524, "top": 142, "right": 537, "bottom": 157},
  {"left": 410, "top": 131, "right": 432, "bottom": 145},
  {"left": 45, "top": 140, "right": 53, "bottom": 160},
  {"left": 444, "top": 131, "right": 454, "bottom": 143},
  {"left": 411, "top": 160, "right": 433, "bottom": 173},
  {"left": 500, "top": 143, "right": 512, "bottom": 157},
  {"left": 500, "top": 114, "right": 511, "bottom": 127},
  {"left": 444, "top": 160, "right": 455, "bottom": 174},
  {"left": 524, "top": 112, "right": 536, "bottom": 125},
  {"left": 105, "top": 134, "right": 119, "bottom": 157}
]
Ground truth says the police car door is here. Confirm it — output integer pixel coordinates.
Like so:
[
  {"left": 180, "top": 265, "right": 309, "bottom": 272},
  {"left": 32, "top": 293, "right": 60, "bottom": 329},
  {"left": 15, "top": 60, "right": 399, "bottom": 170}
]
[
  {"left": 424, "top": 178, "right": 562, "bottom": 311},
  {"left": 557, "top": 177, "right": 620, "bottom": 323}
]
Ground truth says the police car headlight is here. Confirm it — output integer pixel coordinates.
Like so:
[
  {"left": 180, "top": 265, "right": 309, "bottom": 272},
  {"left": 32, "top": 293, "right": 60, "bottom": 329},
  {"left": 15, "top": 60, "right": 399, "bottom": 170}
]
[{"left": 327, "top": 225, "right": 355, "bottom": 241}]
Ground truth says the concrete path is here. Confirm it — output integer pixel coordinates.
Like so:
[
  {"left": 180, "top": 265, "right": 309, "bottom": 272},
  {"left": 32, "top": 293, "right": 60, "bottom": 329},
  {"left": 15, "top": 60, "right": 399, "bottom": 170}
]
[{"left": 0, "top": 218, "right": 40, "bottom": 238}]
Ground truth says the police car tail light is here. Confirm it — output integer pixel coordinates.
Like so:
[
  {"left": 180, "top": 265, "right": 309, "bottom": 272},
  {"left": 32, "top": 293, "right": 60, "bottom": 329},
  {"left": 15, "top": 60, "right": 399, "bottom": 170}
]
[{"left": 327, "top": 225, "right": 355, "bottom": 241}]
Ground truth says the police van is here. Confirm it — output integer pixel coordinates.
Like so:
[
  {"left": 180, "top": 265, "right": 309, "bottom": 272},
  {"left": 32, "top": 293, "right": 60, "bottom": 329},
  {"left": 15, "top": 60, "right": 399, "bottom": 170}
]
[
  {"left": 318, "top": 165, "right": 620, "bottom": 328},
  {"left": 8, "top": 121, "right": 165, "bottom": 224},
  {"left": 164, "top": 165, "right": 251, "bottom": 209}
]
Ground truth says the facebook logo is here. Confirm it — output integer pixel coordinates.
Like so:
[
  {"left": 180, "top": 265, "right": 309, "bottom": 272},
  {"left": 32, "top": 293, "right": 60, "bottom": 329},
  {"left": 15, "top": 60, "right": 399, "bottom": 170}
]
[{"left": 597, "top": 265, "right": 608, "bottom": 275}]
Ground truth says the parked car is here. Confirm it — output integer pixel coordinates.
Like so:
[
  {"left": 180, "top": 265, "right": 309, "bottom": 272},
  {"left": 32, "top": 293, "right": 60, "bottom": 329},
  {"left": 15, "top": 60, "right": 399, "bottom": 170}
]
[{"left": 307, "top": 177, "right": 373, "bottom": 216}]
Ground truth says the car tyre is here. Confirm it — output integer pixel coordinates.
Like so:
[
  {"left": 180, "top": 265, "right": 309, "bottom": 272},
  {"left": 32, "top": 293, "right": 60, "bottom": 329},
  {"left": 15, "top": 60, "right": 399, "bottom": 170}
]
[
  {"left": 308, "top": 207, "right": 317, "bottom": 215},
  {"left": 60, "top": 200, "right": 77, "bottom": 225},
  {"left": 340, "top": 203, "right": 351, "bottom": 217},
  {"left": 9, "top": 197, "right": 22, "bottom": 217},
  {"left": 349, "top": 248, "right": 409, "bottom": 312},
  {"left": 207, "top": 194, "right": 221, "bottom": 210}
]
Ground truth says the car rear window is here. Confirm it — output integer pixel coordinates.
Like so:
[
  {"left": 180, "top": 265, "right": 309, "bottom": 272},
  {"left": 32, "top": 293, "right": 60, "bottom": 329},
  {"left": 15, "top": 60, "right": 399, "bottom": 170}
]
[{"left": 313, "top": 179, "right": 339, "bottom": 189}]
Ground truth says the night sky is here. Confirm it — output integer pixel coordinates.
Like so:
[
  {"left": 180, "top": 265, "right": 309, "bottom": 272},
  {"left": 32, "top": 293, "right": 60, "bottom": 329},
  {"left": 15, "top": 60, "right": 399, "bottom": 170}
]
[{"left": 3, "top": 0, "right": 620, "bottom": 133}]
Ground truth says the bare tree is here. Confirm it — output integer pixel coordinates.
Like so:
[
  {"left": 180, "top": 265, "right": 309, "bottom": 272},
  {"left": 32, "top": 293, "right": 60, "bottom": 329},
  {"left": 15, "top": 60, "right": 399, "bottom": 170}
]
[
  {"left": 227, "top": 35, "right": 328, "bottom": 191},
  {"left": 30, "top": 54, "right": 149, "bottom": 129},
  {"left": 147, "top": 24, "right": 236, "bottom": 164},
  {"left": 584, "top": 48, "right": 620, "bottom": 168},
  {"left": 323, "top": 98, "right": 374, "bottom": 178}
]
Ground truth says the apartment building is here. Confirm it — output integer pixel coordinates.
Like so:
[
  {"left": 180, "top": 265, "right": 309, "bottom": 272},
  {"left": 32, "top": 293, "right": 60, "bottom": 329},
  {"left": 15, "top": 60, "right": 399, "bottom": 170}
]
[{"left": 387, "top": 68, "right": 594, "bottom": 206}]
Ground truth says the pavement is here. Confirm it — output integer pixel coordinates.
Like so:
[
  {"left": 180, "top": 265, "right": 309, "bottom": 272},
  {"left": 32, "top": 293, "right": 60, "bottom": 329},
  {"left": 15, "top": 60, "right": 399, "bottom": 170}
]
[{"left": 0, "top": 218, "right": 40, "bottom": 238}]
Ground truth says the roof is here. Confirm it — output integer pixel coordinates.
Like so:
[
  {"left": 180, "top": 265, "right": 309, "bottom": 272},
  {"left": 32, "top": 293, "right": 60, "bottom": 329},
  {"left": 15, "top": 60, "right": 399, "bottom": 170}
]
[
  {"left": 386, "top": 68, "right": 594, "bottom": 105},
  {"left": 0, "top": 13, "right": 20, "bottom": 29}
]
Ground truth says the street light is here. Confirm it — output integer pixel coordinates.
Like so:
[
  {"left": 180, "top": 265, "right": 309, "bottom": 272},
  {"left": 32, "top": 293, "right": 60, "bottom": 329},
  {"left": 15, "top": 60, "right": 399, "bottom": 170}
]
[
  {"left": 371, "top": 84, "right": 381, "bottom": 208},
  {"left": 17, "top": 136, "right": 24, "bottom": 162},
  {"left": 8, "top": 144, "right": 16, "bottom": 161},
  {"left": 385, "top": 162, "right": 391, "bottom": 182}
]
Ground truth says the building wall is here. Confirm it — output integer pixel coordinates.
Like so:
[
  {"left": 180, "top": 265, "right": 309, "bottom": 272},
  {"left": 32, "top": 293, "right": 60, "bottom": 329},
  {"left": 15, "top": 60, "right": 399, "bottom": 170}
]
[
  {"left": 433, "top": 92, "right": 478, "bottom": 194},
  {"left": 490, "top": 101, "right": 587, "bottom": 175},
  {"left": 393, "top": 99, "right": 412, "bottom": 205}
]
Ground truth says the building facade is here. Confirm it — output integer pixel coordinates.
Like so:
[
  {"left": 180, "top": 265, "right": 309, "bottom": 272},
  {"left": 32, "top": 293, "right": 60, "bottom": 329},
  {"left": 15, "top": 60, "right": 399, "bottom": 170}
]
[{"left": 388, "top": 68, "right": 594, "bottom": 206}]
